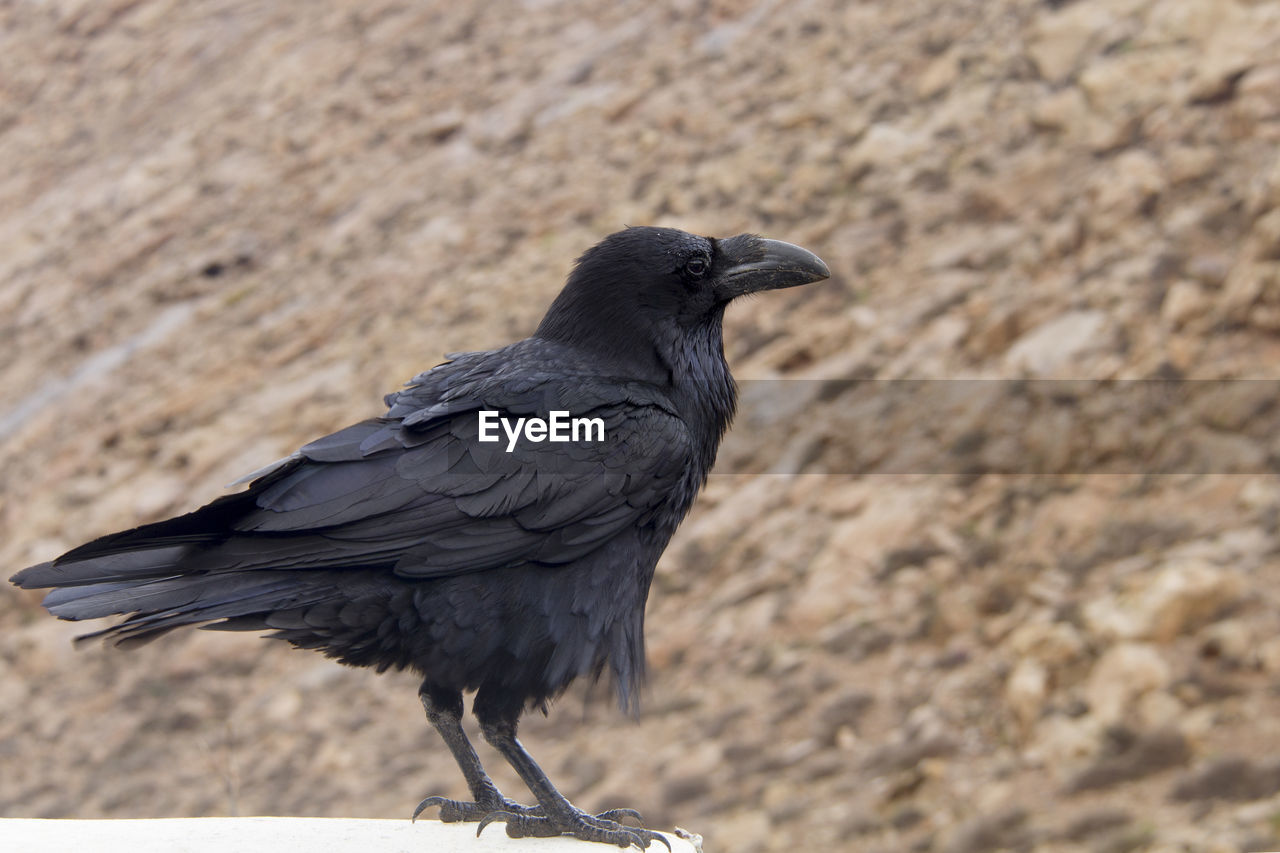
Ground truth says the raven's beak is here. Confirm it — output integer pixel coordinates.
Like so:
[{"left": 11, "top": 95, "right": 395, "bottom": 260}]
[{"left": 715, "top": 235, "right": 830, "bottom": 301}]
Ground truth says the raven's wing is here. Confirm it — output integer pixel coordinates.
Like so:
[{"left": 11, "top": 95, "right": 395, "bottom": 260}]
[
  {"left": 234, "top": 390, "right": 692, "bottom": 578},
  {"left": 15, "top": 375, "right": 692, "bottom": 593}
]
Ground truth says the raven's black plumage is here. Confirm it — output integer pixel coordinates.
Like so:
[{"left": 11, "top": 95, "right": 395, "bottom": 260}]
[{"left": 11, "top": 226, "right": 828, "bottom": 848}]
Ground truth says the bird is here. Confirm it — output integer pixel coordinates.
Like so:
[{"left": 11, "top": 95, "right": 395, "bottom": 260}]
[{"left": 11, "top": 226, "right": 830, "bottom": 849}]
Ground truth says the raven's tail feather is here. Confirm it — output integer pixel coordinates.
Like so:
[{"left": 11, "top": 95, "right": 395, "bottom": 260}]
[
  {"left": 60, "top": 574, "right": 338, "bottom": 648},
  {"left": 9, "top": 490, "right": 340, "bottom": 647},
  {"left": 11, "top": 491, "right": 249, "bottom": 589}
]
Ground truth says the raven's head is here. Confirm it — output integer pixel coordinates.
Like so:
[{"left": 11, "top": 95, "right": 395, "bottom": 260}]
[{"left": 536, "top": 227, "right": 829, "bottom": 372}]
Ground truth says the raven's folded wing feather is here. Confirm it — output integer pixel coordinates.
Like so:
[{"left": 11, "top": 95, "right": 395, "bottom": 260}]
[
  {"left": 13, "top": 379, "right": 691, "bottom": 597},
  {"left": 237, "top": 396, "right": 691, "bottom": 577}
]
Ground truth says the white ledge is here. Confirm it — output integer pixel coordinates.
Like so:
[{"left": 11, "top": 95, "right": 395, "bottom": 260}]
[{"left": 2, "top": 817, "right": 701, "bottom": 853}]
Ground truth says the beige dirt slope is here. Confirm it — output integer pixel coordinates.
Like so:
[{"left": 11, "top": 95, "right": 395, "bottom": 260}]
[{"left": 3, "top": 0, "right": 1280, "bottom": 851}]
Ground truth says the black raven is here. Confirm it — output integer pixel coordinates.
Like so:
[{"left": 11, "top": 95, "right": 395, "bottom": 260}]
[{"left": 11, "top": 226, "right": 829, "bottom": 848}]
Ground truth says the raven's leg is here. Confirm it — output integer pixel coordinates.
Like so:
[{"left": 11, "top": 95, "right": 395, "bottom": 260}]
[
  {"left": 411, "top": 682, "right": 541, "bottom": 823},
  {"left": 472, "top": 687, "right": 669, "bottom": 850}
]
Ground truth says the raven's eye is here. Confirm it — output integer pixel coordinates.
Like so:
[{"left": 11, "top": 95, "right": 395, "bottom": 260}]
[{"left": 684, "top": 256, "right": 708, "bottom": 278}]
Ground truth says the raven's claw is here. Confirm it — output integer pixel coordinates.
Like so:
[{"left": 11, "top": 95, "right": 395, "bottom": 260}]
[
  {"left": 412, "top": 795, "right": 541, "bottom": 823},
  {"left": 477, "top": 807, "right": 671, "bottom": 850}
]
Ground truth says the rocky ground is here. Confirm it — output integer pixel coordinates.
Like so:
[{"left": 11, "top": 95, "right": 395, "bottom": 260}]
[{"left": 3, "top": 0, "right": 1280, "bottom": 851}]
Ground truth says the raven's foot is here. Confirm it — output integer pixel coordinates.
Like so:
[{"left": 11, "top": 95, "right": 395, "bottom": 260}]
[
  {"left": 412, "top": 795, "right": 541, "bottom": 824},
  {"left": 477, "top": 807, "right": 670, "bottom": 850}
]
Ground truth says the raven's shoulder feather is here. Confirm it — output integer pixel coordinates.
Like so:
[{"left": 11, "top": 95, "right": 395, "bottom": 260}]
[
  {"left": 228, "top": 338, "right": 693, "bottom": 577},
  {"left": 383, "top": 339, "right": 677, "bottom": 425}
]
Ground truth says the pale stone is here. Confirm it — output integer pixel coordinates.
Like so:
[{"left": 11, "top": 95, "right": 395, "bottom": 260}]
[
  {"left": 1029, "top": 714, "right": 1102, "bottom": 766},
  {"left": 1140, "top": 559, "right": 1244, "bottom": 643},
  {"left": 1197, "top": 619, "right": 1252, "bottom": 664},
  {"left": 1237, "top": 62, "right": 1280, "bottom": 125},
  {"left": 1249, "top": 208, "right": 1280, "bottom": 260},
  {"left": 1148, "top": 0, "right": 1236, "bottom": 44},
  {"left": 1030, "top": 86, "right": 1089, "bottom": 131},
  {"left": 1028, "top": 3, "right": 1116, "bottom": 83},
  {"left": 0, "top": 818, "right": 699, "bottom": 853},
  {"left": 1093, "top": 149, "right": 1166, "bottom": 218},
  {"left": 1086, "top": 643, "right": 1172, "bottom": 724},
  {"left": 918, "top": 50, "right": 962, "bottom": 98},
  {"left": 1238, "top": 478, "right": 1280, "bottom": 511},
  {"left": 130, "top": 473, "right": 188, "bottom": 520},
  {"left": 1078, "top": 50, "right": 1185, "bottom": 119},
  {"left": 1085, "top": 560, "right": 1244, "bottom": 643},
  {"left": 1166, "top": 145, "right": 1219, "bottom": 185},
  {"left": 1187, "top": 4, "right": 1274, "bottom": 102},
  {"left": 1161, "top": 280, "right": 1208, "bottom": 328},
  {"left": 1221, "top": 261, "right": 1280, "bottom": 321},
  {"left": 1138, "top": 689, "right": 1186, "bottom": 730},
  {"left": 708, "top": 810, "right": 770, "bottom": 853},
  {"left": 1247, "top": 153, "right": 1280, "bottom": 216},
  {"left": 1259, "top": 636, "right": 1280, "bottom": 674},
  {"left": 1006, "top": 658, "right": 1049, "bottom": 727},
  {"left": 1006, "top": 618, "right": 1087, "bottom": 669},
  {"left": 1004, "top": 310, "right": 1109, "bottom": 376},
  {"left": 845, "top": 122, "right": 930, "bottom": 172}
]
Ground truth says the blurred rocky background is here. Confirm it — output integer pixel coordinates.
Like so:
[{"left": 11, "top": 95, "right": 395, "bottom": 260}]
[{"left": 3, "top": 1, "right": 1280, "bottom": 851}]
